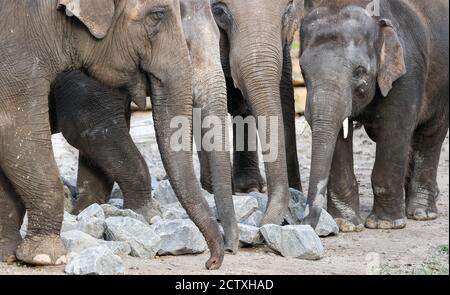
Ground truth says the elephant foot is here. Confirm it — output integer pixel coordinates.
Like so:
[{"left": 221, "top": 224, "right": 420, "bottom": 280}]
[
  {"left": 130, "top": 201, "right": 162, "bottom": 224},
  {"left": 233, "top": 170, "right": 267, "bottom": 194},
  {"left": 0, "top": 234, "right": 22, "bottom": 263},
  {"left": 365, "top": 213, "right": 406, "bottom": 230},
  {"left": 300, "top": 205, "right": 322, "bottom": 229},
  {"left": 406, "top": 193, "right": 438, "bottom": 221},
  {"left": 335, "top": 218, "right": 364, "bottom": 232},
  {"left": 15, "top": 235, "right": 66, "bottom": 266}
]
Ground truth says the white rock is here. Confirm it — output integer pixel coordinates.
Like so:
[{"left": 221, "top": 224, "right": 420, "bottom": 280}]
[
  {"left": 248, "top": 192, "right": 268, "bottom": 212},
  {"left": 101, "top": 204, "right": 148, "bottom": 224},
  {"left": 108, "top": 199, "right": 124, "bottom": 209},
  {"left": 62, "top": 217, "right": 105, "bottom": 239},
  {"left": 102, "top": 241, "right": 132, "bottom": 256},
  {"left": 77, "top": 204, "right": 105, "bottom": 221},
  {"left": 238, "top": 224, "right": 263, "bottom": 245},
  {"left": 260, "top": 225, "right": 324, "bottom": 260},
  {"left": 162, "top": 204, "right": 189, "bottom": 220},
  {"left": 315, "top": 210, "right": 339, "bottom": 237},
  {"left": 153, "top": 180, "right": 178, "bottom": 205},
  {"left": 233, "top": 196, "right": 259, "bottom": 222},
  {"left": 61, "top": 230, "right": 101, "bottom": 254},
  {"left": 151, "top": 219, "right": 207, "bottom": 255},
  {"left": 104, "top": 217, "right": 161, "bottom": 259},
  {"left": 65, "top": 245, "right": 124, "bottom": 275},
  {"left": 240, "top": 210, "right": 264, "bottom": 227}
]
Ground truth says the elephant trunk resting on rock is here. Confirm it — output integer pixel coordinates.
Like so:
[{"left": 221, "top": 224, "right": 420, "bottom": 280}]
[
  {"left": 51, "top": 0, "right": 239, "bottom": 255},
  {"left": 0, "top": 0, "right": 224, "bottom": 270},
  {"left": 299, "top": 0, "right": 449, "bottom": 231}
]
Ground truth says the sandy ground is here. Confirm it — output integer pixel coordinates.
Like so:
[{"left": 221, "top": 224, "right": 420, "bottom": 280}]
[{"left": 0, "top": 113, "right": 448, "bottom": 275}]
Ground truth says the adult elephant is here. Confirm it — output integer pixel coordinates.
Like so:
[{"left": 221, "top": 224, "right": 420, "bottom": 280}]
[
  {"left": 300, "top": 0, "right": 449, "bottom": 231},
  {"left": 0, "top": 0, "right": 224, "bottom": 270},
  {"left": 52, "top": 0, "right": 239, "bottom": 254},
  {"left": 209, "top": 0, "right": 305, "bottom": 225}
]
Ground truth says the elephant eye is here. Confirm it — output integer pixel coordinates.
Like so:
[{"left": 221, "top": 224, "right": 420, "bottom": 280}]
[
  {"left": 150, "top": 10, "right": 166, "bottom": 22},
  {"left": 212, "top": 2, "right": 231, "bottom": 29},
  {"left": 353, "top": 66, "right": 367, "bottom": 79}
]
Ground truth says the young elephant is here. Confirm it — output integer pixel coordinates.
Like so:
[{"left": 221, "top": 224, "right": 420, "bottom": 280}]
[
  {"left": 0, "top": 0, "right": 223, "bottom": 269},
  {"left": 54, "top": 0, "right": 239, "bottom": 254},
  {"left": 209, "top": 0, "right": 305, "bottom": 225},
  {"left": 300, "top": 0, "right": 449, "bottom": 231}
]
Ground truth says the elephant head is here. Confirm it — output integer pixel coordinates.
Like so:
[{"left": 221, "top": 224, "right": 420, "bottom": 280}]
[
  {"left": 58, "top": 0, "right": 224, "bottom": 269},
  {"left": 210, "top": 0, "right": 304, "bottom": 225},
  {"left": 300, "top": 4, "right": 406, "bottom": 226}
]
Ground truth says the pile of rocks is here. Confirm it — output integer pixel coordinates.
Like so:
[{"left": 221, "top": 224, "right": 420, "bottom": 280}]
[{"left": 23, "top": 180, "right": 338, "bottom": 274}]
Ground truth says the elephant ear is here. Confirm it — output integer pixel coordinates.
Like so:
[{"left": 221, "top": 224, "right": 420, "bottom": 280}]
[
  {"left": 57, "top": 0, "right": 116, "bottom": 39},
  {"left": 282, "top": 0, "right": 304, "bottom": 45},
  {"left": 377, "top": 19, "right": 407, "bottom": 97}
]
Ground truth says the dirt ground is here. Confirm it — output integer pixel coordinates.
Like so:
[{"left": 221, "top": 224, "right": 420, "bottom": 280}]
[{"left": 0, "top": 114, "right": 448, "bottom": 275}]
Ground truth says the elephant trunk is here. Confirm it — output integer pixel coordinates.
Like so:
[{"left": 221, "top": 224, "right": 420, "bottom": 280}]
[
  {"left": 149, "top": 59, "right": 224, "bottom": 270},
  {"left": 303, "top": 80, "right": 351, "bottom": 228},
  {"left": 232, "top": 34, "right": 290, "bottom": 225},
  {"left": 194, "top": 70, "right": 238, "bottom": 253}
]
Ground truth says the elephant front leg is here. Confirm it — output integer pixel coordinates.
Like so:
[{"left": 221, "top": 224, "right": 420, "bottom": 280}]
[
  {"left": 327, "top": 121, "right": 364, "bottom": 232},
  {"left": 280, "top": 45, "right": 302, "bottom": 191},
  {"left": 74, "top": 153, "right": 114, "bottom": 214},
  {"left": 366, "top": 124, "right": 411, "bottom": 230},
  {"left": 1, "top": 104, "right": 66, "bottom": 265},
  {"left": 232, "top": 117, "right": 267, "bottom": 193},
  {"left": 406, "top": 119, "right": 448, "bottom": 221},
  {"left": 0, "top": 170, "right": 25, "bottom": 262}
]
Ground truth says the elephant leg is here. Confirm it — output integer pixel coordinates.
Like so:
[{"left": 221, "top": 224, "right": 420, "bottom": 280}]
[
  {"left": 198, "top": 151, "right": 213, "bottom": 193},
  {"left": 227, "top": 81, "right": 266, "bottom": 193},
  {"left": 1, "top": 99, "right": 66, "bottom": 265},
  {"left": 406, "top": 116, "right": 448, "bottom": 221},
  {"left": 327, "top": 121, "right": 364, "bottom": 232},
  {"left": 0, "top": 170, "right": 25, "bottom": 262},
  {"left": 73, "top": 153, "right": 114, "bottom": 215},
  {"left": 366, "top": 121, "right": 412, "bottom": 230},
  {"left": 232, "top": 118, "right": 267, "bottom": 194},
  {"left": 280, "top": 45, "right": 302, "bottom": 191}
]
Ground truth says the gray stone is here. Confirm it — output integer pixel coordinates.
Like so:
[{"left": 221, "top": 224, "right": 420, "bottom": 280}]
[
  {"left": 65, "top": 245, "right": 124, "bottom": 275},
  {"left": 162, "top": 204, "right": 189, "bottom": 220},
  {"left": 153, "top": 180, "right": 178, "bottom": 205},
  {"left": 77, "top": 204, "right": 105, "bottom": 221},
  {"left": 20, "top": 213, "right": 28, "bottom": 239},
  {"left": 101, "top": 204, "right": 148, "bottom": 224},
  {"left": 150, "top": 215, "right": 163, "bottom": 225},
  {"left": 238, "top": 224, "right": 263, "bottom": 245},
  {"left": 107, "top": 199, "right": 124, "bottom": 209},
  {"left": 102, "top": 241, "right": 132, "bottom": 256},
  {"left": 249, "top": 192, "right": 268, "bottom": 212},
  {"left": 104, "top": 217, "right": 161, "bottom": 259},
  {"left": 64, "top": 185, "right": 75, "bottom": 213},
  {"left": 233, "top": 195, "right": 259, "bottom": 222},
  {"left": 240, "top": 210, "right": 264, "bottom": 227},
  {"left": 315, "top": 209, "right": 339, "bottom": 237},
  {"left": 151, "top": 219, "right": 207, "bottom": 255},
  {"left": 62, "top": 217, "right": 105, "bottom": 239},
  {"left": 61, "top": 230, "right": 101, "bottom": 254},
  {"left": 110, "top": 187, "right": 123, "bottom": 200},
  {"left": 260, "top": 224, "right": 324, "bottom": 260}
]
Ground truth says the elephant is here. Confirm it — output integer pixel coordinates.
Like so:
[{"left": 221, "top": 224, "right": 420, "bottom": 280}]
[
  {"left": 209, "top": 0, "right": 305, "bottom": 225},
  {"left": 0, "top": 0, "right": 224, "bottom": 270},
  {"left": 51, "top": 0, "right": 239, "bottom": 254},
  {"left": 299, "top": 0, "right": 449, "bottom": 231}
]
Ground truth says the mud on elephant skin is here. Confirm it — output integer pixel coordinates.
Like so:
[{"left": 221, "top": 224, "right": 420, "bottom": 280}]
[
  {"left": 0, "top": 0, "right": 224, "bottom": 270},
  {"left": 210, "top": 0, "right": 305, "bottom": 225},
  {"left": 299, "top": 0, "right": 449, "bottom": 231}
]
